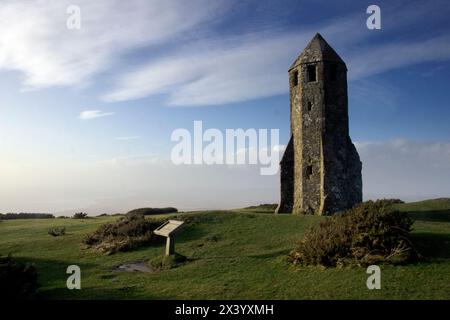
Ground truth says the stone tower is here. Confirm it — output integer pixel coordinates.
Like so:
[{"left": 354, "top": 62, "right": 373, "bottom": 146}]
[{"left": 276, "top": 33, "right": 362, "bottom": 215}]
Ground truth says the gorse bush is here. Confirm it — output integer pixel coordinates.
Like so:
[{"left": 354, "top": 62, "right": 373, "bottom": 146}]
[
  {"left": 0, "top": 255, "right": 39, "bottom": 299},
  {"left": 48, "top": 227, "right": 66, "bottom": 237},
  {"left": 127, "top": 207, "right": 178, "bottom": 216},
  {"left": 82, "top": 213, "right": 161, "bottom": 255},
  {"left": 73, "top": 212, "right": 88, "bottom": 219},
  {"left": 290, "top": 200, "right": 419, "bottom": 267}
]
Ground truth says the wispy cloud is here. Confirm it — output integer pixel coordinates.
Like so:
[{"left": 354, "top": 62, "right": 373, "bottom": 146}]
[
  {"left": 2, "top": 0, "right": 450, "bottom": 107},
  {"left": 347, "top": 35, "right": 450, "bottom": 80},
  {"left": 0, "top": 0, "right": 228, "bottom": 89},
  {"left": 102, "top": 4, "right": 450, "bottom": 106},
  {"left": 79, "top": 110, "right": 114, "bottom": 120},
  {"left": 101, "top": 31, "right": 304, "bottom": 105}
]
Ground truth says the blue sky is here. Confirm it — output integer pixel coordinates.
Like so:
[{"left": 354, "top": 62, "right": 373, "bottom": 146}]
[{"left": 1, "top": 0, "right": 450, "bottom": 214}]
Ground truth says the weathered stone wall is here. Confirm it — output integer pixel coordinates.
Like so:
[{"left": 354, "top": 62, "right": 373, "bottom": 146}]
[
  {"left": 276, "top": 136, "right": 294, "bottom": 213},
  {"left": 295, "top": 62, "right": 325, "bottom": 214},
  {"left": 275, "top": 33, "right": 362, "bottom": 215},
  {"left": 321, "top": 62, "right": 362, "bottom": 214}
]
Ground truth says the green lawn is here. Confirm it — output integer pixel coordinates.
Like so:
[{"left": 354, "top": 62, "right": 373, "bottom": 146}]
[{"left": 0, "top": 200, "right": 449, "bottom": 300}]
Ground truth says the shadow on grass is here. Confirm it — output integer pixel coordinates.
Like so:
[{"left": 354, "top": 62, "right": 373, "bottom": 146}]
[
  {"left": 175, "top": 225, "right": 210, "bottom": 242},
  {"left": 188, "top": 248, "right": 291, "bottom": 261},
  {"left": 247, "top": 248, "right": 291, "bottom": 259},
  {"left": 9, "top": 256, "right": 157, "bottom": 300},
  {"left": 42, "top": 285, "right": 154, "bottom": 300},
  {"left": 408, "top": 210, "right": 450, "bottom": 223},
  {"left": 411, "top": 232, "right": 450, "bottom": 259}
]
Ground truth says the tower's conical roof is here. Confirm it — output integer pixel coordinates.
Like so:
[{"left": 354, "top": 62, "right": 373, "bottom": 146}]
[{"left": 289, "top": 33, "right": 345, "bottom": 70}]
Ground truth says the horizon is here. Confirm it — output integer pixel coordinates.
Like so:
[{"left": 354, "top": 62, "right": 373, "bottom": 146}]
[{"left": 1, "top": 0, "right": 450, "bottom": 214}]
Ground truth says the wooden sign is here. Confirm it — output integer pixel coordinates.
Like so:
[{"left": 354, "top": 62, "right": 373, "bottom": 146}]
[
  {"left": 154, "top": 220, "right": 184, "bottom": 237},
  {"left": 154, "top": 220, "right": 184, "bottom": 256}
]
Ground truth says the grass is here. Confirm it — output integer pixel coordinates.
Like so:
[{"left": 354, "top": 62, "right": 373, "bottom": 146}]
[{"left": 0, "top": 200, "right": 449, "bottom": 300}]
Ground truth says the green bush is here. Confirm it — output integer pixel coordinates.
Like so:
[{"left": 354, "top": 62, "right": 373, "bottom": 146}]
[
  {"left": 73, "top": 212, "right": 88, "bottom": 219},
  {"left": 82, "top": 213, "right": 161, "bottom": 254},
  {"left": 0, "top": 255, "right": 39, "bottom": 299},
  {"left": 48, "top": 227, "right": 66, "bottom": 237},
  {"left": 127, "top": 207, "right": 178, "bottom": 216},
  {"left": 290, "top": 200, "right": 419, "bottom": 267}
]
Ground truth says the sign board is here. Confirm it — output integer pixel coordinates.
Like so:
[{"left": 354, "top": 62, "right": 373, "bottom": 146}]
[
  {"left": 154, "top": 220, "right": 184, "bottom": 237},
  {"left": 154, "top": 220, "right": 185, "bottom": 256}
]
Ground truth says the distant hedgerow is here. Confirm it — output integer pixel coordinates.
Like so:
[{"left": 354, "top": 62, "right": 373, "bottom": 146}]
[
  {"left": 0, "top": 213, "right": 54, "bottom": 220},
  {"left": 290, "top": 200, "right": 419, "bottom": 267},
  {"left": 126, "top": 207, "right": 178, "bottom": 216}
]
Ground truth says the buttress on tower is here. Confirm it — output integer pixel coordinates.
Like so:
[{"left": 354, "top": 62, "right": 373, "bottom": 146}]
[{"left": 276, "top": 33, "right": 362, "bottom": 215}]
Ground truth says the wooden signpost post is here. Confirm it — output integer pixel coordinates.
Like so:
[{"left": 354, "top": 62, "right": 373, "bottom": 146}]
[{"left": 154, "top": 220, "right": 185, "bottom": 256}]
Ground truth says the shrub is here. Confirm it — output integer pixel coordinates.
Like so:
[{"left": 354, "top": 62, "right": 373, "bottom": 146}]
[
  {"left": 48, "top": 227, "right": 66, "bottom": 237},
  {"left": 73, "top": 212, "right": 88, "bottom": 219},
  {"left": 290, "top": 200, "right": 419, "bottom": 267},
  {"left": 82, "top": 213, "right": 161, "bottom": 254},
  {"left": 0, "top": 255, "right": 39, "bottom": 299},
  {"left": 127, "top": 207, "right": 178, "bottom": 216},
  {"left": 386, "top": 198, "right": 404, "bottom": 204}
]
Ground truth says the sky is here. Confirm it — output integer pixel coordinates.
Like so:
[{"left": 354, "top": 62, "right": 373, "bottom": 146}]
[{"left": 1, "top": 0, "right": 450, "bottom": 214}]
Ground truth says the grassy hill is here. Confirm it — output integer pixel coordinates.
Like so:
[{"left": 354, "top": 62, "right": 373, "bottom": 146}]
[{"left": 0, "top": 200, "right": 449, "bottom": 299}]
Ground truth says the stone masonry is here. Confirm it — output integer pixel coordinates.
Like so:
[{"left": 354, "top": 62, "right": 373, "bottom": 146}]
[{"left": 276, "top": 33, "right": 362, "bottom": 215}]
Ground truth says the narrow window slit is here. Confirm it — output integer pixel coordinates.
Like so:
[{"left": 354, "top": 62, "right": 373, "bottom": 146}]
[
  {"left": 291, "top": 70, "right": 299, "bottom": 87},
  {"left": 307, "top": 65, "right": 316, "bottom": 82},
  {"left": 306, "top": 165, "right": 313, "bottom": 179}
]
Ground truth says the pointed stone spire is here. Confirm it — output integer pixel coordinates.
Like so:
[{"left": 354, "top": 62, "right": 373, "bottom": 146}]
[{"left": 289, "top": 33, "right": 345, "bottom": 70}]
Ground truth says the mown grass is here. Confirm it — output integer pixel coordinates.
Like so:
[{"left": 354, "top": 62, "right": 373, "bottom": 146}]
[{"left": 0, "top": 200, "right": 449, "bottom": 300}]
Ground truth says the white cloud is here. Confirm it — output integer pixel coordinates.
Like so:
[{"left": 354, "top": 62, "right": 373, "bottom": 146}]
[
  {"left": 102, "top": 20, "right": 450, "bottom": 106},
  {"left": 0, "top": 0, "right": 228, "bottom": 89},
  {"left": 79, "top": 110, "right": 114, "bottom": 120},
  {"left": 1, "top": 0, "right": 450, "bottom": 107},
  {"left": 1, "top": 1, "right": 449, "bottom": 106},
  {"left": 356, "top": 139, "right": 450, "bottom": 201},
  {"left": 101, "top": 32, "right": 305, "bottom": 105},
  {"left": 347, "top": 35, "right": 450, "bottom": 80}
]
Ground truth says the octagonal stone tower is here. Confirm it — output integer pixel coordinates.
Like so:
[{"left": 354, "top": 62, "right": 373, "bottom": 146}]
[{"left": 275, "top": 33, "right": 362, "bottom": 215}]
